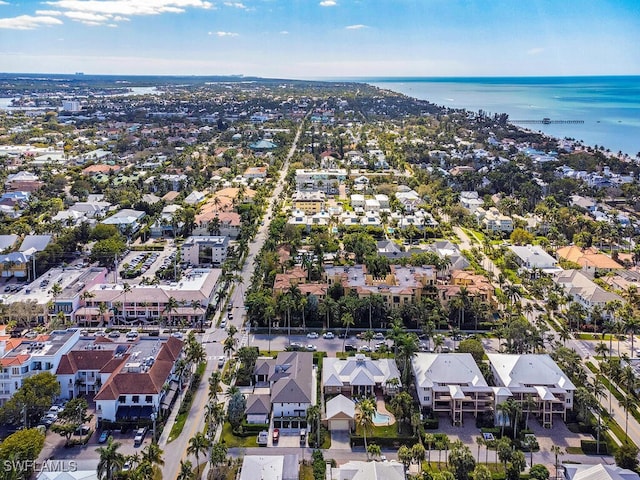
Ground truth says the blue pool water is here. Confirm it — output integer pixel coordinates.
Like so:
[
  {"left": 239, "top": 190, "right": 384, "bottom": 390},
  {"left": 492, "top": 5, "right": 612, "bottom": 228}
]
[{"left": 372, "top": 411, "right": 390, "bottom": 424}]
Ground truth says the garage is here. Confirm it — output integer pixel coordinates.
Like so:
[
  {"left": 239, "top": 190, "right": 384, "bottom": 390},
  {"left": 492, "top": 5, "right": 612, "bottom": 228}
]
[
  {"left": 325, "top": 394, "right": 355, "bottom": 432},
  {"left": 329, "top": 419, "right": 351, "bottom": 431}
]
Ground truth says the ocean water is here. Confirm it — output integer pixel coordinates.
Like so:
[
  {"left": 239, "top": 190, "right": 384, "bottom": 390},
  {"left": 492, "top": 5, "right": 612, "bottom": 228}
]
[{"left": 365, "top": 76, "right": 640, "bottom": 157}]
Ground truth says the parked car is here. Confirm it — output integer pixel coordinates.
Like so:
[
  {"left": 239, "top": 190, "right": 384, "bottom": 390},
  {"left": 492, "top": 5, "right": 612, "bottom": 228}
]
[
  {"left": 344, "top": 344, "right": 357, "bottom": 352},
  {"left": 134, "top": 427, "right": 147, "bottom": 446},
  {"left": 218, "top": 356, "right": 225, "bottom": 368},
  {"left": 306, "top": 332, "right": 319, "bottom": 339},
  {"left": 171, "top": 332, "right": 183, "bottom": 339},
  {"left": 373, "top": 332, "right": 385, "bottom": 340},
  {"left": 272, "top": 428, "right": 279, "bottom": 443},
  {"left": 322, "top": 332, "right": 334, "bottom": 339},
  {"left": 305, "top": 344, "right": 317, "bottom": 352},
  {"left": 122, "top": 461, "right": 132, "bottom": 472},
  {"left": 98, "top": 430, "right": 110, "bottom": 443},
  {"left": 257, "top": 431, "right": 268, "bottom": 446},
  {"left": 126, "top": 330, "right": 139, "bottom": 341},
  {"left": 108, "top": 331, "right": 120, "bottom": 338},
  {"left": 287, "top": 342, "right": 303, "bottom": 351},
  {"left": 75, "top": 425, "right": 90, "bottom": 435},
  {"left": 358, "top": 345, "right": 372, "bottom": 353}
]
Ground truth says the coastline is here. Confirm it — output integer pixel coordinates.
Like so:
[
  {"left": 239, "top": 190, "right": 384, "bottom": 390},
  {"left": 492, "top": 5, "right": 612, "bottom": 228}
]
[{"left": 365, "top": 76, "right": 640, "bottom": 158}]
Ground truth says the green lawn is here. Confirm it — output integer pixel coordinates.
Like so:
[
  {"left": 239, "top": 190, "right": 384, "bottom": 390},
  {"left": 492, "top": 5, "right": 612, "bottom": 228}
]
[{"left": 220, "top": 422, "right": 261, "bottom": 448}]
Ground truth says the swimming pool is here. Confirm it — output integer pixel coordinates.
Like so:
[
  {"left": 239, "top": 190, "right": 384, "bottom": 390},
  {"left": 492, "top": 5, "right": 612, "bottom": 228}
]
[{"left": 372, "top": 411, "right": 391, "bottom": 424}]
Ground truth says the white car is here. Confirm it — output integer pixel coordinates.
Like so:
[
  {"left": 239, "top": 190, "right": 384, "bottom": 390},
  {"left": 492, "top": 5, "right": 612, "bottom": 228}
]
[
  {"left": 306, "top": 332, "right": 319, "bottom": 339},
  {"left": 322, "top": 332, "right": 334, "bottom": 339},
  {"left": 305, "top": 344, "right": 317, "bottom": 352},
  {"left": 373, "top": 332, "right": 385, "bottom": 340}
]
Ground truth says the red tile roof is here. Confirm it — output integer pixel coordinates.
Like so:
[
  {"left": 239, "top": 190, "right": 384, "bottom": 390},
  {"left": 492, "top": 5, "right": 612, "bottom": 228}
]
[{"left": 94, "top": 337, "right": 183, "bottom": 401}]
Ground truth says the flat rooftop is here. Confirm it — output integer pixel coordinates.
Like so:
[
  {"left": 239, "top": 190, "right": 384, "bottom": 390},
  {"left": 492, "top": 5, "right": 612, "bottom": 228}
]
[
  {"left": 5, "top": 266, "right": 91, "bottom": 305},
  {"left": 5, "top": 328, "right": 79, "bottom": 359}
]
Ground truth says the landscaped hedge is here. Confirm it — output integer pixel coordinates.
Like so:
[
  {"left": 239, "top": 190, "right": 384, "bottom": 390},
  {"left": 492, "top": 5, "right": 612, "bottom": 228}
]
[
  {"left": 581, "top": 440, "right": 608, "bottom": 455},
  {"left": 350, "top": 435, "right": 418, "bottom": 448},
  {"left": 240, "top": 422, "right": 269, "bottom": 433},
  {"left": 424, "top": 417, "right": 439, "bottom": 430}
]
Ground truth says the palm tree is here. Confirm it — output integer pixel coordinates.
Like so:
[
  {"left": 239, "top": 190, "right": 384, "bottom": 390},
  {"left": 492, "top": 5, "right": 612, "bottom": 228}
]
[
  {"left": 398, "top": 334, "right": 419, "bottom": 385},
  {"left": 163, "top": 296, "right": 180, "bottom": 331},
  {"left": 424, "top": 433, "right": 435, "bottom": 466},
  {"left": 356, "top": 397, "right": 376, "bottom": 459},
  {"left": 306, "top": 404, "right": 321, "bottom": 447},
  {"left": 550, "top": 445, "right": 564, "bottom": 480},
  {"left": 341, "top": 312, "right": 354, "bottom": 351},
  {"left": 208, "top": 371, "right": 222, "bottom": 401},
  {"left": 177, "top": 460, "right": 195, "bottom": 480},
  {"left": 476, "top": 436, "right": 484, "bottom": 463},
  {"left": 619, "top": 395, "right": 637, "bottom": 441},
  {"left": 96, "top": 437, "right": 125, "bottom": 480},
  {"left": 187, "top": 431, "right": 210, "bottom": 475},
  {"left": 141, "top": 442, "right": 164, "bottom": 476}
]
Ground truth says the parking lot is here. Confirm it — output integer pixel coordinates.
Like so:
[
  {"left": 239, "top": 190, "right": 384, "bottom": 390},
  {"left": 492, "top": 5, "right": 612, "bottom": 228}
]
[{"left": 119, "top": 242, "right": 177, "bottom": 285}]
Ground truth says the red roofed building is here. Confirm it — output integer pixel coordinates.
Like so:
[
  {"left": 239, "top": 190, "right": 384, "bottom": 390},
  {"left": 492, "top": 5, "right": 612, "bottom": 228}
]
[{"left": 94, "top": 336, "right": 183, "bottom": 422}]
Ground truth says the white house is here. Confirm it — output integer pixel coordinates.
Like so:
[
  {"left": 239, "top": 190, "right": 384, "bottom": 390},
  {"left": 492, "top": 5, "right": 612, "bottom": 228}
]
[
  {"left": 509, "top": 245, "right": 559, "bottom": 272},
  {"left": 331, "top": 461, "right": 405, "bottom": 480},
  {"left": 553, "top": 270, "right": 623, "bottom": 320},
  {"left": 323, "top": 354, "right": 401, "bottom": 397},
  {"left": 460, "top": 191, "right": 484, "bottom": 213},
  {"left": 564, "top": 464, "right": 640, "bottom": 480}
]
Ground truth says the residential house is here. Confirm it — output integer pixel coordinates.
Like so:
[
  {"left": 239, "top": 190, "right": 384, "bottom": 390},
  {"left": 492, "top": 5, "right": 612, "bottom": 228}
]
[
  {"left": 330, "top": 460, "right": 406, "bottom": 480},
  {"left": 324, "top": 394, "right": 355, "bottom": 432},
  {"left": 476, "top": 207, "right": 513, "bottom": 232},
  {"left": 350, "top": 194, "right": 366, "bottom": 210},
  {"left": 508, "top": 245, "right": 560, "bottom": 273},
  {"left": 292, "top": 191, "right": 326, "bottom": 214},
  {"left": 239, "top": 455, "right": 299, "bottom": 480},
  {"left": 101, "top": 209, "right": 145, "bottom": 235},
  {"left": 150, "top": 204, "right": 183, "bottom": 238},
  {"left": 19, "top": 235, "right": 52, "bottom": 253},
  {"left": 556, "top": 246, "right": 623, "bottom": 274},
  {"left": 0, "top": 251, "right": 31, "bottom": 278},
  {"left": 245, "top": 395, "right": 271, "bottom": 424},
  {"left": 553, "top": 270, "right": 623, "bottom": 320},
  {"left": 460, "top": 191, "right": 484, "bottom": 213},
  {"left": 426, "top": 241, "right": 470, "bottom": 277},
  {"left": 395, "top": 189, "right": 421, "bottom": 212},
  {"left": 243, "top": 166, "right": 268, "bottom": 180},
  {"left": 375, "top": 194, "right": 390, "bottom": 210},
  {"left": 184, "top": 190, "right": 205, "bottom": 205},
  {"left": 324, "top": 264, "right": 436, "bottom": 309},
  {"left": 323, "top": 354, "right": 401, "bottom": 397},
  {"left": 94, "top": 337, "right": 183, "bottom": 422},
  {"left": 488, "top": 353, "right": 576, "bottom": 428},
  {"left": 253, "top": 352, "right": 314, "bottom": 432},
  {"left": 564, "top": 464, "right": 640, "bottom": 480},
  {"left": 5, "top": 171, "right": 44, "bottom": 192},
  {"left": 182, "top": 236, "right": 228, "bottom": 267},
  {"left": 412, "top": 353, "right": 493, "bottom": 425}
]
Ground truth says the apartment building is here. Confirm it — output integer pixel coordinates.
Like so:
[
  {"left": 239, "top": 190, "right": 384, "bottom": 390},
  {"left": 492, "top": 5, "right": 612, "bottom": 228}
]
[{"left": 412, "top": 353, "right": 493, "bottom": 425}]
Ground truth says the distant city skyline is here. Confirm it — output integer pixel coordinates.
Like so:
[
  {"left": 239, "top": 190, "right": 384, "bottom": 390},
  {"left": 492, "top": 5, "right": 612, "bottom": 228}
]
[{"left": 0, "top": 0, "right": 638, "bottom": 78}]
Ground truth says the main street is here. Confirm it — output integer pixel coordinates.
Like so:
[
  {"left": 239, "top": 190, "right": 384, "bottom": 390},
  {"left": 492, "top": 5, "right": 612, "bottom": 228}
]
[{"left": 160, "top": 114, "right": 307, "bottom": 479}]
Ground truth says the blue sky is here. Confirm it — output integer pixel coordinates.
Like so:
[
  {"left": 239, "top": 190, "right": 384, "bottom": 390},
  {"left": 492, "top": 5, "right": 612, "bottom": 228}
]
[{"left": 0, "top": 0, "right": 638, "bottom": 78}]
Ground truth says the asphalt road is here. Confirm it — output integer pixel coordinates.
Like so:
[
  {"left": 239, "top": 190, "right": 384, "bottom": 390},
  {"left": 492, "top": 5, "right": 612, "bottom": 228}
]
[{"left": 160, "top": 113, "right": 308, "bottom": 480}]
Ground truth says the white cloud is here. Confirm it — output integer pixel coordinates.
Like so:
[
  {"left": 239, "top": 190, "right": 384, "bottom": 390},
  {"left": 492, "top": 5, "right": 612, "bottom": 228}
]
[
  {"left": 224, "top": 2, "right": 246, "bottom": 8},
  {"left": 319, "top": 0, "right": 337, "bottom": 6},
  {"left": 44, "top": 0, "right": 213, "bottom": 17},
  {"left": 64, "top": 11, "right": 112, "bottom": 23},
  {"left": 345, "top": 24, "right": 367, "bottom": 30},
  {"left": 214, "top": 31, "right": 238, "bottom": 37},
  {"left": 0, "top": 1, "right": 10, "bottom": 5},
  {"left": 279, "top": 30, "right": 288, "bottom": 35},
  {"left": 35, "top": 10, "right": 63, "bottom": 16},
  {"left": 527, "top": 47, "right": 544, "bottom": 55},
  {"left": 0, "top": 14, "right": 63, "bottom": 29}
]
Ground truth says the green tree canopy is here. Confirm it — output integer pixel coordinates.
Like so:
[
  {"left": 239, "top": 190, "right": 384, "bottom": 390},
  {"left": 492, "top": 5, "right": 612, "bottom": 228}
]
[{"left": 0, "top": 372, "right": 60, "bottom": 426}]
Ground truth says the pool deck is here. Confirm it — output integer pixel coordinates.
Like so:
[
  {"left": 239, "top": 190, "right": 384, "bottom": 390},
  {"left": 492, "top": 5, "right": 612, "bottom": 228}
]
[{"left": 374, "top": 396, "right": 396, "bottom": 426}]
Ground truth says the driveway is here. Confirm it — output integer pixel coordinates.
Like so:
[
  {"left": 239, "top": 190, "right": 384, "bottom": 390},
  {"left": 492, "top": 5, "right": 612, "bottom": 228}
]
[{"left": 330, "top": 430, "right": 351, "bottom": 450}]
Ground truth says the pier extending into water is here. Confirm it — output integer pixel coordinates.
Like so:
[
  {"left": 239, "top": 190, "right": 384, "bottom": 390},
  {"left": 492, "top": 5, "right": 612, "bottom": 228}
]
[{"left": 511, "top": 118, "right": 584, "bottom": 124}]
